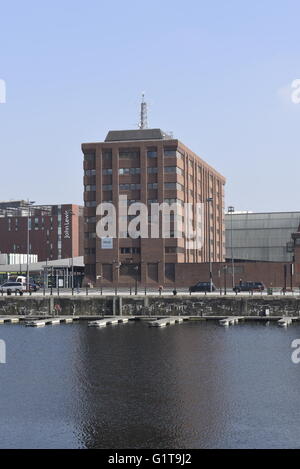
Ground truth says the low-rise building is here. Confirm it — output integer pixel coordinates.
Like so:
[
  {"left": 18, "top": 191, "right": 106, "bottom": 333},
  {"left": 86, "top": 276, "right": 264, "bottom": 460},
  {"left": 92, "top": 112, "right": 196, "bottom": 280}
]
[
  {"left": 225, "top": 211, "right": 300, "bottom": 262},
  {"left": 0, "top": 201, "right": 84, "bottom": 262}
]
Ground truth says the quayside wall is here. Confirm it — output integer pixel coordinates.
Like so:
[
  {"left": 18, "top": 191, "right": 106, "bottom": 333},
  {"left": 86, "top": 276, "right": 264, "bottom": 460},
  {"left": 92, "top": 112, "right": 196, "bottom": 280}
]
[{"left": 0, "top": 296, "right": 300, "bottom": 317}]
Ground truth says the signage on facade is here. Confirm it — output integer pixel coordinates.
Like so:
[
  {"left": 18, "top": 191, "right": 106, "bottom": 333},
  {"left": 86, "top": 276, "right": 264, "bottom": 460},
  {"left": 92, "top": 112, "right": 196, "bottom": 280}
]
[
  {"left": 64, "top": 210, "right": 71, "bottom": 239},
  {"left": 101, "top": 237, "right": 113, "bottom": 249}
]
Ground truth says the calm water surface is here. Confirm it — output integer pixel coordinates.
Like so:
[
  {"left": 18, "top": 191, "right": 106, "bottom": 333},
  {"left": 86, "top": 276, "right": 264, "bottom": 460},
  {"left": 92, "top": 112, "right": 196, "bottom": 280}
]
[{"left": 0, "top": 320, "right": 300, "bottom": 448}]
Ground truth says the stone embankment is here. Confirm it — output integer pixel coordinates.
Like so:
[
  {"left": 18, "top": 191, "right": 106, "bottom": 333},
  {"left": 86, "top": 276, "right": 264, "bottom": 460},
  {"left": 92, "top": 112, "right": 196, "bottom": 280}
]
[{"left": 0, "top": 295, "right": 299, "bottom": 317}]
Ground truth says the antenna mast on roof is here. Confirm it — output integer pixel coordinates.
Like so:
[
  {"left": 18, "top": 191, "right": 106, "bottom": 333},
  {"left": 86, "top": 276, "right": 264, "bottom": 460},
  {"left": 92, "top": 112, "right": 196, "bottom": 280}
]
[{"left": 139, "top": 93, "right": 148, "bottom": 129}]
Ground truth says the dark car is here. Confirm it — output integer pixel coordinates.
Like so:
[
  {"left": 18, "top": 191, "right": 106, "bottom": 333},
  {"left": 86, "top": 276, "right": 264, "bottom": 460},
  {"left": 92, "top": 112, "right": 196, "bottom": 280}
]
[
  {"left": 27, "top": 283, "right": 40, "bottom": 292},
  {"left": 233, "top": 281, "right": 265, "bottom": 293},
  {"left": 189, "top": 281, "right": 217, "bottom": 293}
]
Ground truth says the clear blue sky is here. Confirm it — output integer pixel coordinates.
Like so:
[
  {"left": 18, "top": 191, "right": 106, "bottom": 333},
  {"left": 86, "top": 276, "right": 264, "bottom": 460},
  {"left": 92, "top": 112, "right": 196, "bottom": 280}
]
[{"left": 0, "top": 0, "right": 300, "bottom": 212}]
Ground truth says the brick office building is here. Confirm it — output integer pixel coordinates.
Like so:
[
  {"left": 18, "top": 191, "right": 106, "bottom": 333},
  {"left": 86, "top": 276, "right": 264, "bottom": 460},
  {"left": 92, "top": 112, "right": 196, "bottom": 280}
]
[
  {"left": 0, "top": 201, "right": 84, "bottom": 261},
  {"left": 82, "top": 128, "right": 226, "bottom": 287}
]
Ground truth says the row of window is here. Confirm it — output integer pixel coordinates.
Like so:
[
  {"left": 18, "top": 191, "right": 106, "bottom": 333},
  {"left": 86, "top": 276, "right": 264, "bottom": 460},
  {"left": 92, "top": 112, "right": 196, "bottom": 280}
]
[
  {"left": 119, "top": 183, "right": 141, "bottom": 190},
  {"left": 120, "top": 247, "right": 141, "bottom": 254},
  {"left": 85, "top": 199, "right": 224, "bottom": 211},
  {"left": 84, "top": 152, "right": 225, "bottom": 189},
  {"left": 103, "top": 231, "right": 184, "bottom": 239},
  {"left": 84, "top": 198, "right": 186, "bottom": 208},
  {"left": 86, "top": 182, "right": 185, "bottom": 192},
  {"left": 7, "top": 218, "right": 55, "bottom": 231},
  {"left": 164, "top": 182, "right": 184, "bottom": 191},
  {"left": 119, "top": 167, "right": 140, "bottom": 175},
  {"left": 165, "top": 247, "right": 185, "bottom": 254},
  {"left": 84, "top": 148, "right": 185, "bottom": 161},
  {"left": 85, "top": 248, "right": 96, "bottom": 255},
  {"left": 85, "top": 185, "right": 96, "bottom": 192},
  {"left": 85, "top": 166, "right": 180, "bottom": 176},
  {"left": 84, "top": 231, "right": 221, "bottom": 242}
]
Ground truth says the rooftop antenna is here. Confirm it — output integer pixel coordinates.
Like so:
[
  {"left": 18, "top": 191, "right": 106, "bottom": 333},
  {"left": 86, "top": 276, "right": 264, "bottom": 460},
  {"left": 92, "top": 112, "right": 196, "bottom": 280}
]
[{"left": 139, "top": 93, "right": 148, "bottom": 129}]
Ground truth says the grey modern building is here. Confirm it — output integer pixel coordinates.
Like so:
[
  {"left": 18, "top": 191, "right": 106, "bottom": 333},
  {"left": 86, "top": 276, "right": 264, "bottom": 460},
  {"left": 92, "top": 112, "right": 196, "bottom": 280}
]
[{"left": 225, "top": 211, "right": 300, "bottom": 263}]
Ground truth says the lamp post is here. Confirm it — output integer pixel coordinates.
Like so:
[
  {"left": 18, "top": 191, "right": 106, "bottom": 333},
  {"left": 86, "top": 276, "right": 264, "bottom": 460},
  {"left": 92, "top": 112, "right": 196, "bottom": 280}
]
[
  {"left": 96, "top": 269, "right": 103, "bottom": 295},
  {"left": 206, "top": 197, "right": 213, "bottom": 292},
  {"left": 223, "top": 264, "right": 227, "bottom": 295},
  {"left": 68, "top": 209, "right": 75, "bottom": 291},
  {"left": 26, "top": 200, "right": 35, "bottom": 294},
  {"left": 228, "top": 206, "right": 235, "bottom": 290},
  {"left": 134, "top": 264, "right": 139, "bottom": 296},
  {"left": 113, "top": 260, "right": 121, "bottom": 295}
]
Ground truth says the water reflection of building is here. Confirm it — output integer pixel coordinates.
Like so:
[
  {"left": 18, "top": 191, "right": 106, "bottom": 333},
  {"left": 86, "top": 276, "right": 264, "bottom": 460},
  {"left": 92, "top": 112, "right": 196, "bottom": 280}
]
[{"left": 75, "top": 322, "right": 223, "bottom": 449}]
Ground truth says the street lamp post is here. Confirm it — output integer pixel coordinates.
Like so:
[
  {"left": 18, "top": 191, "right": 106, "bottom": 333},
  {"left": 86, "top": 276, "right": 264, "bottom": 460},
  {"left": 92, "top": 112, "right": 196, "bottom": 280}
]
[
  {"left": 114, "top": 261, "right": 121, "bottom": 295},
  {"left": 134, "top": 265, "right": 139, "bottom": 296},
  {"left": 206, "top": 197, "right": 213, "bottom": 292},
  {"left": 26, "top": 200, "right": 35, "bottom": 294},
  {"left": 223, "top": 264, "right": 227, "bottom": 295},
  {"left": 228, "top": 206, "right": 235, "bottom": 290},
  {"left": 68, "top": 210, "right": 75, "bottom": 291},
  {"left": 96, "top": 268, "right": 103, "bottom": 295}
]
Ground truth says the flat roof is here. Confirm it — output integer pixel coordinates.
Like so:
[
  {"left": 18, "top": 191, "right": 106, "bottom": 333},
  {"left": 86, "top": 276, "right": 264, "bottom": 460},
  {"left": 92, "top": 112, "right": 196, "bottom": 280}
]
[
  {"left": 0, "top": 256, "right": 84, "bottom": 273},
  {"left": 105, "top": 128, "right": 172, "bottom": 142}
]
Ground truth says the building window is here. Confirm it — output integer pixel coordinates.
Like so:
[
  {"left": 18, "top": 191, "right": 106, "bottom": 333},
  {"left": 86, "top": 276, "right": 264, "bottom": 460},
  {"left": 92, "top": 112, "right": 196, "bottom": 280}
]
[
  {"left": 164, "top": 247, "right": 184, "bottom": 253},
  {"left": 84, "top": 169, "right": 96, "bottom": 176},
  {"left": 84, "top": 153, "right": 96, "bottom": 162},
  {"left": 177, "top": 151, "right": 184, "bottom": 161},
  {"left": 103, "top": 185, "right": 113, "bottom": 191},
  {"left": 147, "top": 167, "right": 158, "bottom": 174},
  {"left": 164, "top": 166, "right": 183, "bottom": 176},
  {"left": 148, "top": 183, "right": 158, "bottom": 189},
  {"left": 119, "top": 183, "right": 141, "bottom": 190},
  {"left": 103, "top": 168, "right": 113, "bottom": 175},
  {"left": 119, "top": 167, "right": 141, "bottom": 175},
  {"left": 164, "top": 182, "right": 184, "bottom": 191},
  {"left": 102, "top": 150, "right": 112, "bottom": 160},
  {"left": 85, "top": 201, "right": 97, "bottom": 207},
  {"left": 164, "top": 148, "right": 177, "bottom": 157},
  {"left": 128, "top": 199, "right": 140, "bottom": 205},
  {"left": 85, "top": 217, "right": 96, "bottom": 223},
  {"left": 120, "top": 247, "right": 141, "bottom": 254},
  {"left": 147, "top": 150, "right": 157, "bottom": 158},
  {"left": 85, "top": 185, "right": 96, "bottom": 191},
  {"left": 119, "top": 149, "right": 140, "bottom": 159},
  {"left": 85, "top": 248, "right": 96, "bottom": 255},
  {"left": 164, "top": 198, "right": 184, "bottom": 206},
  {"left": 164, "top": 182, "right": 176, "bottom": 190},
  {"left": 84, "top": 232, "right": 96, "bottom": 239},
  {"left": 165, "top": 263, "right": 175, "bottom": 281}
]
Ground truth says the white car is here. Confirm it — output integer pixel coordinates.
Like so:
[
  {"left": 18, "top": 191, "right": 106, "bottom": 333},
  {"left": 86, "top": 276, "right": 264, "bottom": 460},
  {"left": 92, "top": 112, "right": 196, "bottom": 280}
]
[{"left": 0, "top": 282, "right": 26, "bottom": 295}]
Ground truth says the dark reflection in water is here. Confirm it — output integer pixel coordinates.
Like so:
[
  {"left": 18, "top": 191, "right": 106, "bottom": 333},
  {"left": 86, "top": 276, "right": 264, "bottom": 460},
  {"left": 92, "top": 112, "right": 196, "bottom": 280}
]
[{"left": 0, "top": 321, "right": 300, "bottom": 448}]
